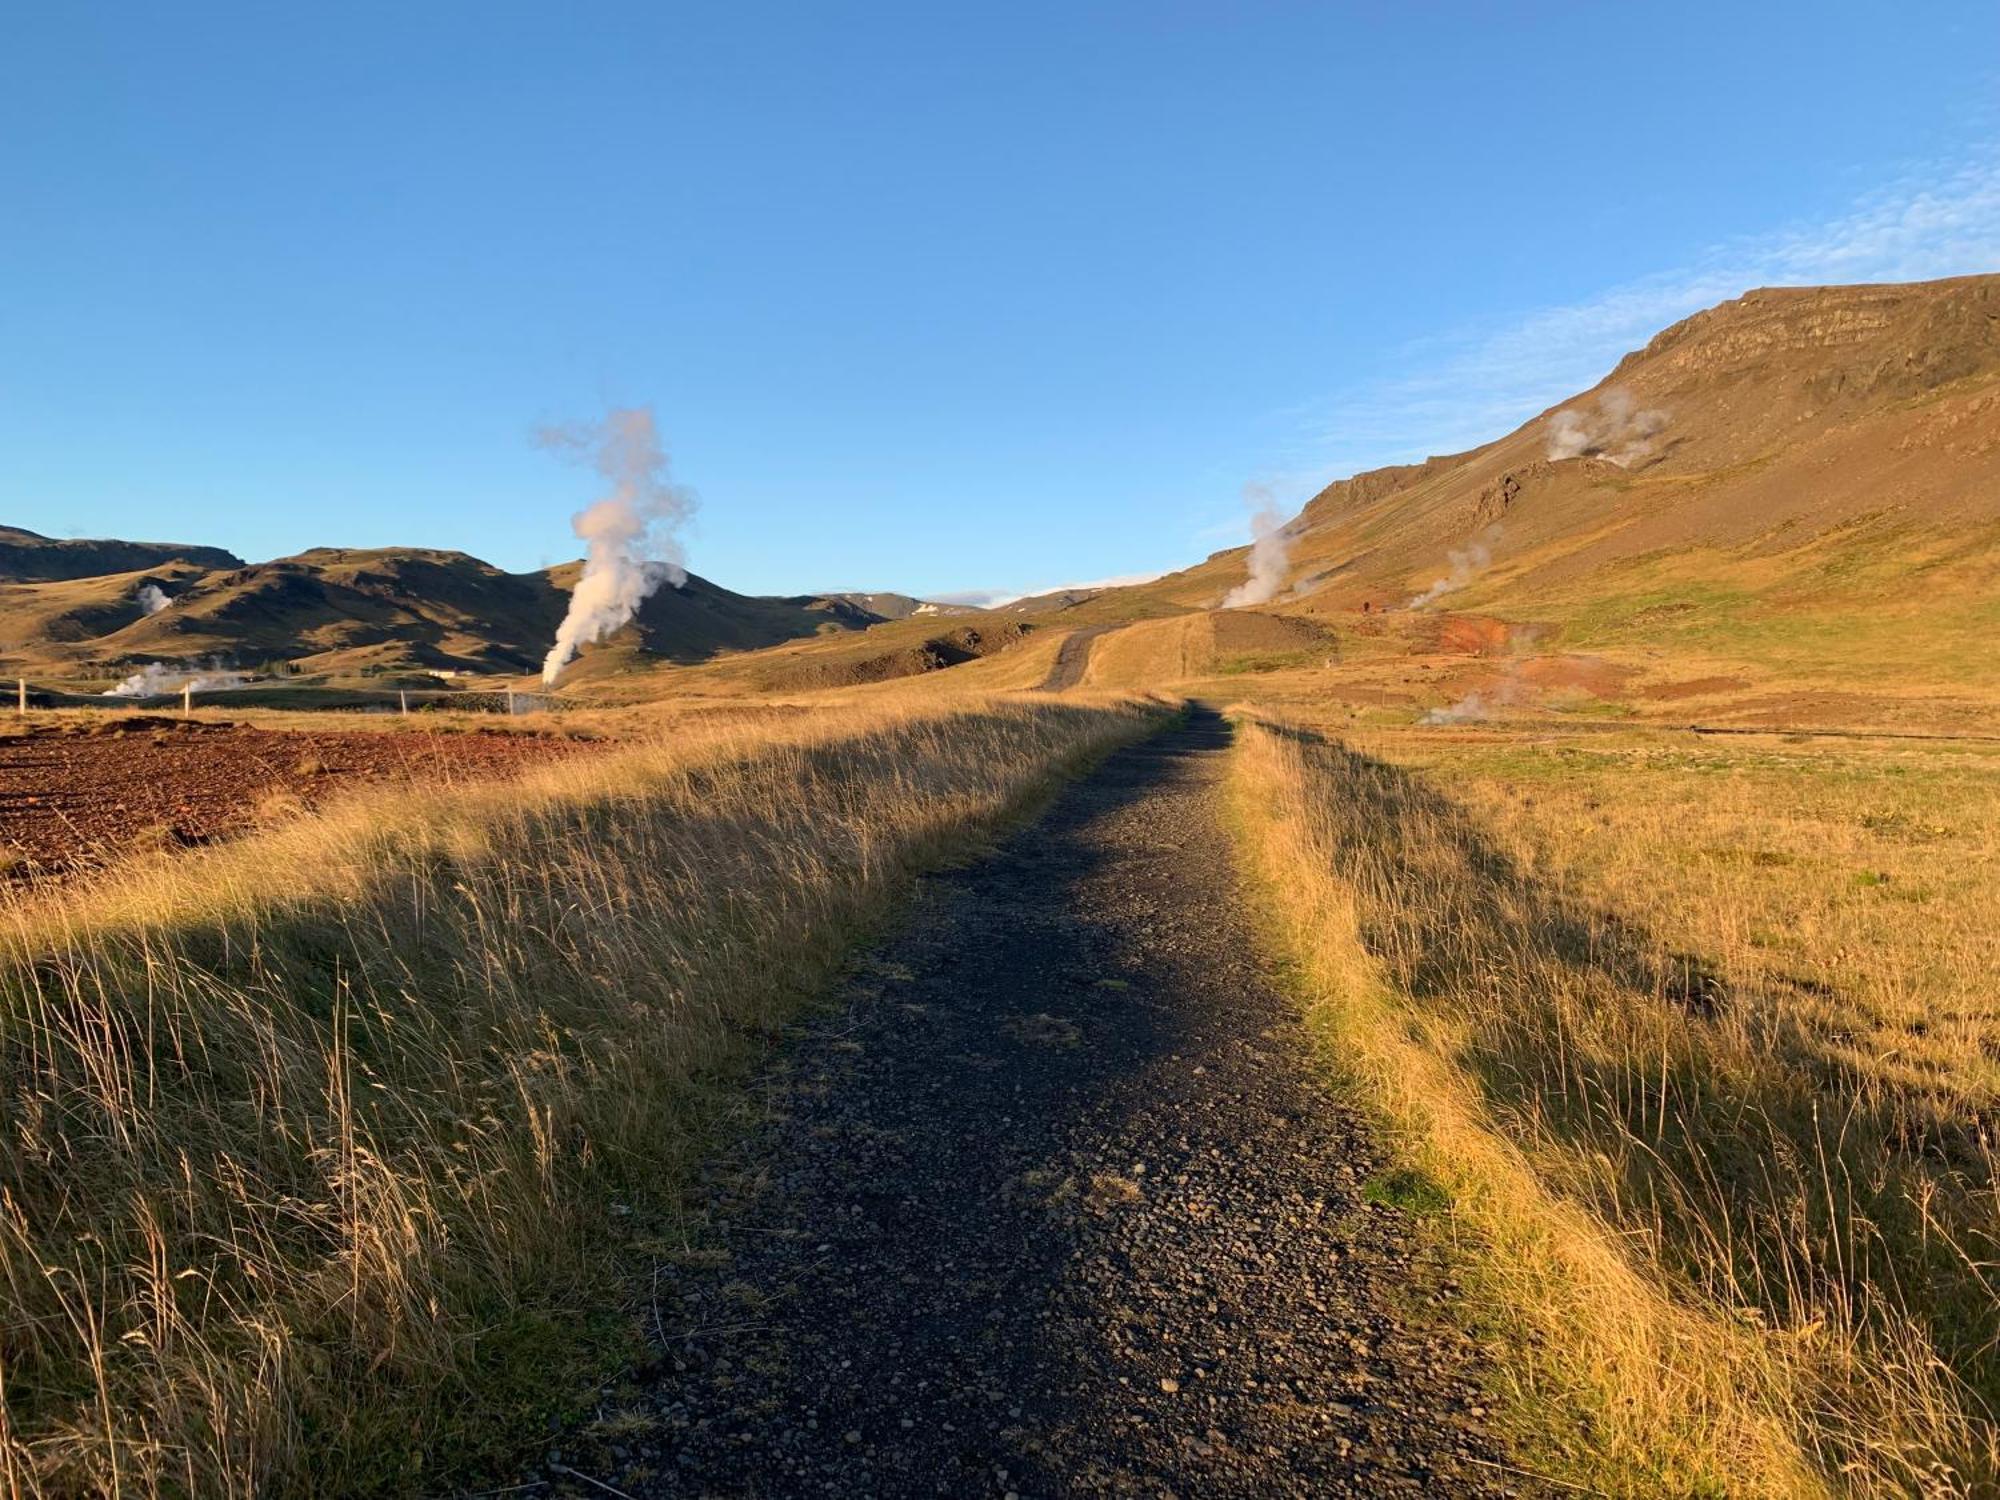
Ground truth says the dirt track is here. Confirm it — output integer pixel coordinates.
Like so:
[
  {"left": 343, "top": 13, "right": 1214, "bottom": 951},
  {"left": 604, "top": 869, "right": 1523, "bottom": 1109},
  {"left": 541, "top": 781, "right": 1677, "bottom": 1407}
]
[
  {"left": 1039, "top": 624, "right": 1116, "bottom": 690},
  {"left": 0, "top": 718, "right": 590, "bottom": 877},
  {"left": 547, "top": 708, "right": 1534, "bottom": 1497}
]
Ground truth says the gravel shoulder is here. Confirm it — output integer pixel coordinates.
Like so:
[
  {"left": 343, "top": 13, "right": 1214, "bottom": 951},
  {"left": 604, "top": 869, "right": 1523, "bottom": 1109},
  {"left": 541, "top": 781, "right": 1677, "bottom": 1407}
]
[{"left": 548, "top": 706, "right": 1538, "bottom": 1497}]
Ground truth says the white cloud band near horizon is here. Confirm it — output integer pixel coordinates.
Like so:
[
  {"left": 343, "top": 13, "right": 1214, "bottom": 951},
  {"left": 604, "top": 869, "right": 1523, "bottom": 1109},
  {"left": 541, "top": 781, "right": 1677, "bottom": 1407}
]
[{"left": 929, "top": 570, "right": 1171, "bottom": 610}]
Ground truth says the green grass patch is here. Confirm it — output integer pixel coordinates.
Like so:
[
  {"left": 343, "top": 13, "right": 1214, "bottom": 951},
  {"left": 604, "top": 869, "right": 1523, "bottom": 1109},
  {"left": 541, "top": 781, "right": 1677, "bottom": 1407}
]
[
  {"left": 1215, "top": 648, "right": 1322, "bottom": 676},
  {"left": 1363, "top": 1165, "right": 1452, "bottom": 1215}
]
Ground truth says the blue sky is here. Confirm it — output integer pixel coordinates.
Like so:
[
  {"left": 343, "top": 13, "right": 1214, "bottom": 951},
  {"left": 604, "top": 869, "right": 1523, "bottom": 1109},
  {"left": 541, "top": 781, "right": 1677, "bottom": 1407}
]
[{"left": 3, "top": 2, "right": 1997, "bottom": 602}]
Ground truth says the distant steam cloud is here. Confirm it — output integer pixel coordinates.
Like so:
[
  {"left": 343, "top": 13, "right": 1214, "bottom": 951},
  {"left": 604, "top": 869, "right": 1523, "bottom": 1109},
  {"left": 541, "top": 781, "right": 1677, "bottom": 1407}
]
[
  {"left": 1406, "top": 524, "right": 1502, "bottom": 609},
  {"left": 1422, "top": 623, "right": 1550, "bottom": 721},
  {"left": 1221, "top": 484, "right": 1293, "bottom": 609},
  {"left": 1422, "top": 672, "right": 1524, "bottom": 725},
  {"left": 1546, "top": 387, "right": 1669, "bottom": 466},
  {"left": 538, "top": 406, "right": 697, "bottom": 686},
  {"left": 136, "top": 584, "right": 171, "bottom": 616},
  {"left": 1422, "top": 690, "right": 1489, "bottom": 725},
  {"left": 103, "top": 662, "right": 250, "bottom": 699}
]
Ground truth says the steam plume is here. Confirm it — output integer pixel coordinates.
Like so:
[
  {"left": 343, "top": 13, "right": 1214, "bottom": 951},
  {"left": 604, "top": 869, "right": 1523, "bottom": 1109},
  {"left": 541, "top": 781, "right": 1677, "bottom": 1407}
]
[
  {"left": 1546, "top": 387, "right": 1669, "bottom": 466},
  {"left": 538, "top": 406, "right": 697, "bottom": 686},
  {"left": 1422, "top": 672, "right": 1523, "bottom": 724},
  {"left": 136, "top": 583, "right": 171, "bottom": 616},
  {"left": 103, "top": 662, "right": 249, "bottom": 699},
  {"left": 1406, "top": 524, "right": 1502, "bottom": 609},
  {"left": 1221, "top": 484, "right": 1293, "bottom": 609},
  {"left": 1422, "top": 622, "right": 1549, "bottom": 721}
]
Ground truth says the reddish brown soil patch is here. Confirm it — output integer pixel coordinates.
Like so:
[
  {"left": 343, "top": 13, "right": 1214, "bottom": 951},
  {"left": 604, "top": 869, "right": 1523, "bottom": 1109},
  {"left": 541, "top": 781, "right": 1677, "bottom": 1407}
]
[
  {"left": 1636, "top": 674, "right": 1751, "bottom": 702},
  {"left": 1421, "top": 653, "right": 1631, "bottom": 721},
  {"left": 1208, "top": 610, "right": 1330, "bottom": 654},
  {"left": 0, "top": 718, "right": 594, "bottom": 880},
  {"left": 1514, "top": 654, "right": 1632, "bottom": 696},
  {"left": 1433, "top": 614, "right": 1514, "bottom": 656}
]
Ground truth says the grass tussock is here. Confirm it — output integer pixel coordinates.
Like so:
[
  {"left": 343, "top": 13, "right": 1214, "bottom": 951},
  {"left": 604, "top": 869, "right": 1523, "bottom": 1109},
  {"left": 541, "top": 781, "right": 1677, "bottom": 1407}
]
[
  {"left": 1229, "top": 713, "right": 1999, "bottom": 1498},
  {"left": 0, "top": 690, "right": 1166, "bottom": 1497}
]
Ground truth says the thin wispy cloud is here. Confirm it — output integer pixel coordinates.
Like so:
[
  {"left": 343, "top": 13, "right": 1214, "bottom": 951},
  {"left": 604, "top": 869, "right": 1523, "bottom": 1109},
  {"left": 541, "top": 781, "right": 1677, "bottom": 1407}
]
[
  {"left": 1298, "top": 147, "right": 2000, "bottom": 481},
  {"left": 946, "top": 148, "right": 2000, "bottom": 601},
  {"left": 933, "top": 570, "right": 1169, "bottom": 610}
]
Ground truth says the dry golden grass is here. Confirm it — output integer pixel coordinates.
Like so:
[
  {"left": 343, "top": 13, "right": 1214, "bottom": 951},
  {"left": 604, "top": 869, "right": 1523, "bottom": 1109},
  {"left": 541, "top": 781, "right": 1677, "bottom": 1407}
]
[
  {"left": 0, "top": 701, "right": 612, "bottom": 742},
  {"left": 1081, "top": 615, "right": 1207, "bottom": 689},
  {"left": 0, "top": 689, "right": 1165, "bottom": 1497},
  {"left": 1229, "top": 712, "right": 1999, "bottom": 1498}
]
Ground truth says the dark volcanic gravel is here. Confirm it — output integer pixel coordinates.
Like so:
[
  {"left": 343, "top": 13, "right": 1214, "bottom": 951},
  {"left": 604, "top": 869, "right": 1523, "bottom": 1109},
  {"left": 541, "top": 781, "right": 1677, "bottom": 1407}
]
[{"left": 553, "top": 708, "right": 1536, "bottom": 1498}]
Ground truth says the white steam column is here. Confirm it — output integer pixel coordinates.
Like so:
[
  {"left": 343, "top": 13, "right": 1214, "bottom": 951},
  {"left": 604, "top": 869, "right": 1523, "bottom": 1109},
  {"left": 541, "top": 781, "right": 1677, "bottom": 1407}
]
[
  {"left": 1221, "top": 482, "right": 1293, "bottom": 609},
  {"left": 539, "top": 406, "right": 698, "bottom": 686}
]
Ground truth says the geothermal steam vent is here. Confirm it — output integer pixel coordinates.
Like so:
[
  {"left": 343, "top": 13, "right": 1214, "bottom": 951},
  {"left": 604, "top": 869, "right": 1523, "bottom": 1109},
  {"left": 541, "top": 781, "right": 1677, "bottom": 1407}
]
[{"left": 539, "top": 405, "right": 698, "bottom": 685}]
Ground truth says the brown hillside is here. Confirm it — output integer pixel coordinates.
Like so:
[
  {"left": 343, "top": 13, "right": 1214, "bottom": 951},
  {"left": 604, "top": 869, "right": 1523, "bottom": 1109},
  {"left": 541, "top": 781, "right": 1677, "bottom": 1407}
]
[
  {"left": 535, "top": 567, "right": 885, "bottom": 682},
  {"left": 1057, "top": 275, "right": 1999, "bottom": 713},
  {"left": 0, "top": 563, "right": 214, "bottom": 658},
  {"left": 0, "top": 525, "right": 242, "bottom": 582},
  {"left": 787, "top": 591, "right": 978, "bottom": 621},
  {"left": 0, "top": 544, "right": 890, "bottom": 685},
  {"left": 580, "top": 611, "right": 1039, "bottom": 700},
  {"left": 768, "top": 620, "right": 1036, "bottom": 690},
  {"left": 101, "top": 548, "right": 563, "bottom": 676},
  {"left": 1122, "top": 274, "right": 2000, "bottom": 615}
]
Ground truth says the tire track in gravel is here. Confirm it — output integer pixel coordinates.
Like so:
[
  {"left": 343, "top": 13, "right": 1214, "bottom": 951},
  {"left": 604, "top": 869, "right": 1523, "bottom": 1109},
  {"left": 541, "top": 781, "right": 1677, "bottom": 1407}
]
[{"left": 548, "top": 706, "right": 1541, "bottom": 1498}]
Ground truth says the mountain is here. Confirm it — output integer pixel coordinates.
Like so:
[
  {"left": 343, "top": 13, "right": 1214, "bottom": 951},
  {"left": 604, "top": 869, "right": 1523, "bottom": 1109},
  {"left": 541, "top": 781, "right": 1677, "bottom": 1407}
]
[
  {"left": 0, "top": 525, "right": 242, "bottom": 582},
  {"left": 9, "top": 274, "right": 1991, "bottom": 708},
  {"left": 539, "top": 569, "right": 898, "bottom": 682},
  {"left": 126, "top": 548, "right": 562, "bottom": 674},
  {"left": 1068, "top": 274, "right": 2000, "bottom": 703},
  {"left": 0, "top": 543, "right": 896, "bottom": 684},
  {"left": 789, "top": 591, "right": 980, "bottom": 621}
]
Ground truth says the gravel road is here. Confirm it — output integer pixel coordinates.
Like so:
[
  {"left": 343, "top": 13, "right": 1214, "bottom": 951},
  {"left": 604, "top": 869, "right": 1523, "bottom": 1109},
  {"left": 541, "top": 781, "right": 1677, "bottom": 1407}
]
[
  {"left": 1037, "top": 625, "right": 1116, "bottom": 691},
  {"left": 544, "top": 707, "right": 1538, "bottom": 1498}
]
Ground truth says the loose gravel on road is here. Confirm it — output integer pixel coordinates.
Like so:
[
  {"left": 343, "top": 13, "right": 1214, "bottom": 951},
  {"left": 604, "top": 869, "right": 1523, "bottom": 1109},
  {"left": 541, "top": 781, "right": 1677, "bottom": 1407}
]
[{"left": 546, "top": 707, "right": 1539, "bottom": 1498}]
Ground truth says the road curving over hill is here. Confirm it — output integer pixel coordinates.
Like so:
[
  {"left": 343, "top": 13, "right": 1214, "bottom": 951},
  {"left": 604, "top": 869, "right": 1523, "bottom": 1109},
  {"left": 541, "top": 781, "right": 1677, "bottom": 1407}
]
[
  {"left": 1037, "top": 622, "right": 1118, "bottom": 690},
  {"left": 544, "top": 706, "right": 1539, "bottom": 1497}
]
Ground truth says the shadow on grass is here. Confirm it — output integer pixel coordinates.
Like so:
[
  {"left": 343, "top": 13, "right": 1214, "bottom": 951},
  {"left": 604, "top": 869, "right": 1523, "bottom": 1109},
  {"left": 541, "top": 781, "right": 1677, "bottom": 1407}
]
[{"left": 1259, "top": 720, "right": 1999, "bottom": 1479}]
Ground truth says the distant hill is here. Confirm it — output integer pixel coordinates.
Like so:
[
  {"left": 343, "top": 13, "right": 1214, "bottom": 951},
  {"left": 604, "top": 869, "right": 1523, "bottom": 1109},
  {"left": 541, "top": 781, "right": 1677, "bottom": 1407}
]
[
  {"left": 120, "top": 547, "right": 564, "bottom": 675},
  {"left": 542, "top": 567, "right": 893, "bottom": 681},
  {"left": 788, "top": 591, "right": 981, "bottom": 622},
  {"left": 0, "top": 525, "right": 242, "bottom": 582},
  {"left": 0, "top": 541, "right": 899, "bottom": 684},
  {"left": 13, "top": 274, "right": 1993, "bottom": 705},
  {"left": 1061, "top": 273, "right": 2000, "bottom": 697}
]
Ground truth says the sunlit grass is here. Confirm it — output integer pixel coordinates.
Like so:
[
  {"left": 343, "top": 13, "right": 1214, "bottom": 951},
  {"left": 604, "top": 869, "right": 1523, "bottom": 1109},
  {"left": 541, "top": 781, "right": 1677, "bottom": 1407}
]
[
  {"left": 0, "top": 689, "right": 1166, "bottom": 1496},
  {"left": 1230, "top": 712, "right": 1999, "bottom": 1497}
]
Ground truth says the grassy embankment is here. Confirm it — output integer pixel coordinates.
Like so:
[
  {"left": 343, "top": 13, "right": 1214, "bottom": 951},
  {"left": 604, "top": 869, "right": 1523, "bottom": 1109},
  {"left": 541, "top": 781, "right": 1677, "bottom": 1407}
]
[
  {"left": 1230, "top": 713, "right": 1999, "bottom": 1498},
  {"left": 0, "top": 689, "right": 1167, "bottom": 1497}
]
